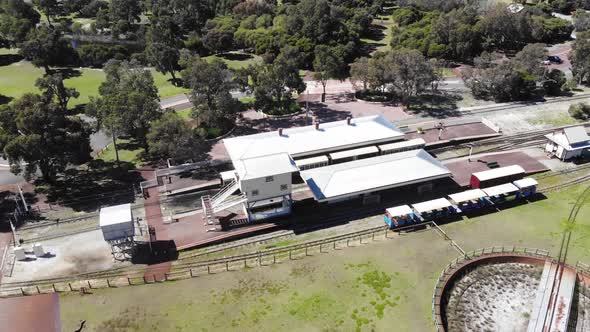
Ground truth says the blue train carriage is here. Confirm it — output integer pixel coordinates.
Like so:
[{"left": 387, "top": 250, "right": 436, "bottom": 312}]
[
  {"left": 411, "top": 198, "right": 461, "bottom": 221},
  {"left": 513, "top": 178, "right": 539, "bottom": 198},
  {"left": 482, "top": 183, "right": 520, "bottom": 204},
  {"left": 384, "top": 205, "right": 417, "bottom": 229},
  {"left": 447, "top": 188, "right": 490, "bottom": 211}
]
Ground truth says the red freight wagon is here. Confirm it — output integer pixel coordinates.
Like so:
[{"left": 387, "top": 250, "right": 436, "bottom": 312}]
[{"left": 470, "top": 165, "right": 525, "bottom": 189}]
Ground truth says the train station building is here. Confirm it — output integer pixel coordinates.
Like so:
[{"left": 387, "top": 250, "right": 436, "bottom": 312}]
[{"left": 202, "top": 115, "right": 452, "bottom": 225}]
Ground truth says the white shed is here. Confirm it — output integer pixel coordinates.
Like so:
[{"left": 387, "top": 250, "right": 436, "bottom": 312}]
[
  {"left": 99, "top": 204, "right": 135, "bottom": 241},
  {"left": 545, "top": 126, "right": 590, "bottom": 160}
]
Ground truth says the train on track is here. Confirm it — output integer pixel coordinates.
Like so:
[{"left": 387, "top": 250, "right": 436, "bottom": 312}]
[{"left": 384, "top": 165, "right": 538, "bottom": 229}]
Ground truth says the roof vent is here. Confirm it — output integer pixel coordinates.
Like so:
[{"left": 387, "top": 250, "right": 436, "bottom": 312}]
[
  {"left": 278, "top": 128, "right": 283, "bottom": 136},
  {"left": 346, "top": 116, "right": 352, "bottom": 125}
]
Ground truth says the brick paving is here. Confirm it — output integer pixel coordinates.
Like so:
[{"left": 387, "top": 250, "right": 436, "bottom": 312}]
[{"left": 0, "top": 293, "right": 61, "bottom": 332}]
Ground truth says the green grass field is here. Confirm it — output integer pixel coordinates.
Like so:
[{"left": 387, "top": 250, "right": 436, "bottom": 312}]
[
  {"left": 59, "top": 180, "right": 590, "bottom": 332},
  {"left": 0, "top": 48, "right": 188, "bottom": 106},
  {"left": 95, "top": 138, "right": 144, "bottom": 166},
  {"left": 203, "top": 52, "right": 263, "bottom": 70}
]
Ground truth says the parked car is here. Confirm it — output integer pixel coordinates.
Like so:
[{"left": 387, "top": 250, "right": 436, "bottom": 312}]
[{"left": 547, "top": 55, "right": 563, "bottom": 64}]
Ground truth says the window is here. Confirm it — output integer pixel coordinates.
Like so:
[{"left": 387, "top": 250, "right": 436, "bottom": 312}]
[
  {"left": 251, "top": 190, "right": 259, "bottom": 196},
  {"left": 280, "top": 184, "right": 288, "bottom": 191},
  {"left": 265, "top": 176, "right": 274, "bottom": 182}
]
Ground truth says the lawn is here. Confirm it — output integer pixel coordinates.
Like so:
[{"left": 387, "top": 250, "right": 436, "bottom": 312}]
[
  {"left": 202, "top": 52, "right": 262, "bottom": 70},
  {"left": 360, "top": 19, "right": 394, "bottom": 54},
  {"left": 0, "top": 48, "right": 188, "bottom": 106},
  {"left": 95, "top": 138, "right": 144, "bottom": 166},
  {"left": 59, "top": 181, "right": 590, "bottom": 332}
]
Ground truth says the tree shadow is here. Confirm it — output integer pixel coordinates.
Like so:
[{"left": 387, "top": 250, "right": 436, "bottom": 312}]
[
  {"left": 35, "top": 160, "right": 143, "bottom": 212},
  {"left": 217, "top": 52, "right": 254, "bottom": 61},
  {"left": 407, "top": 92, "right": 463, "bottom": 118},
  {"left": 0, "top": 94, "right": 13, "bottom": 105},
  {"left": 360, "top": 24, "right": 388, "bottom": 55},
  {"left": 53, "top": 68, "right": 83, "bottom": 79},
  {"left": 0, "top": 53, "right": 23, "bottom": 66}
]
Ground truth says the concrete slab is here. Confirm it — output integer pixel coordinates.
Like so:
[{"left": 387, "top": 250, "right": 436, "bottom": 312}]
[
  {"left": 0, "top": 293, "right": 60, "bottom": 332},
  {"left": 406, "top": 122, "right": 498, "bottom": 144}
]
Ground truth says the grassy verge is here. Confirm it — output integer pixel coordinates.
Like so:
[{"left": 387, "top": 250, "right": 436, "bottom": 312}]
[
  {"left": 95, "top": 138, "right": 144, "bottom": 167},
  {"left": 59, "top": 182, "right": 590, "bottom": 332}
]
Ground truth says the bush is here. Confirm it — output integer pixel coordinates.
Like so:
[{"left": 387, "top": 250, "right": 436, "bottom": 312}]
[
  {"left": 355, "top": 89, "right": 395, "bottom": 102},
  {"left": 543, "top": 69, "right": 567, "bottom": 96},
  {"left": 77, "top": 44, "right": 129, "bottom": 67},
  {"left": 569, "top": 102, "right": 590, "bottom": 120}
]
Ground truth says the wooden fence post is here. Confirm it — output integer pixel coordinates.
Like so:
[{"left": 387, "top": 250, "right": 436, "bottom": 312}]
[
  {"left": 143, "top": 276, "right": 147, "bottom": 283},
  {"left": 226, "top": 261, "right": 229, "bottom": 271},
  {"left": 289, "top": 250, "right": 293, "bottom": 260},
  {"left": 347, "top": 239, "right": 350, "bottom": 247},
  {"left": 333, "top": 241, "right": 336, "bottom": 250},
  {"left": 107, "top": 279, "right": 111, "bottom": 287},
  {"left": 20, "top": 288, "right": 25, "bottom": 296},
  {"left": 385, "top": 229, "right": 388, "bottom": 238},
  {"left": 88, "top": 281, "right": 92, "bottom": 289},
  {"left": 305, "top": 247, "right": 309, "bottom": 256},
  {"left": 273, "top": 255, "right": 276, "bottom": 264},
  {"left": 127, "top": 277, "right": 131, "bottom": 285},
  {"left": 68, "top": 283, "right": 73, "bottom": 291},
  {"left": 36, "top": 286, "right": 40, "bottom": 294},
  {"left": 190, "top": 269, "right": 194, "bottom": 277},
  {"left": 372, "top": 232, "right": 375, "bottom": 241},
  {"left": 207, "top": 265, "right": 211, "bottom": 274}
]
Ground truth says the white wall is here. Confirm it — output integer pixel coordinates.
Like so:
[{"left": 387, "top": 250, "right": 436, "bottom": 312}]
[{"left": 240, "top": 172, "right": 292, "bottom": 201}]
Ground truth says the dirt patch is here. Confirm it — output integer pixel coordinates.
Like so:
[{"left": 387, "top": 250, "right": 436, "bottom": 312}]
[{"left": 445, "top": 262, "right": 542, "bottom": 332}]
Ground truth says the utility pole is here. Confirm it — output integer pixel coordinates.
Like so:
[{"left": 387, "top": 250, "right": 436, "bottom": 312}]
[{"left": 17, "top": 184, "right": 28, "bottom": 212}]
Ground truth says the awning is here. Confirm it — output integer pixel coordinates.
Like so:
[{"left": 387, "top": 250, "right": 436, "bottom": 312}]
[
  {"left": 329, "top": 146, "right": 379, "bottom": 161},
  {"left": 378, "top": 138, "right": 426, "bottom": 152},
  {"left": 386, "top": 205, "right": 413, "bottom": 217},
  {"left": 448, "top": 189, "right": 487, "bottom": 204},
  {"left": 482, "top": 183, "right": 519, "bottom": 197},
  {"left": 295, "top": 155, "right": 329, "bottom": 168},
  {"left": 513, "top": 178, "right": 538, "bottom": 189},
  {"left": 412, "top": 198, "right": 453, "bottom": 214}
]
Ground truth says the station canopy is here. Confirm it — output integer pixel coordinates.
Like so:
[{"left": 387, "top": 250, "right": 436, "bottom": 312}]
[
  {"left": 411, "top": 198, "right": 453, "bottom": 214},
  {"left": 482, "top": 183, "right": 519, "bottom": 197},
  {"left": 513, "top": 178, "right": 538, "bottom": 189},
  {"left": 378, "top": 138, "right": 426, "bottom": 153},
  {"left": 448, "top": 189, "right": 487, "bottom": 204},
  {"left": 329, "top": 146, "right": 379, "bottom": 161},
  {"left": 300, "top": 149, "right": 451, "bottom": 202},
  {"left": 223, "top": 115, "right": 405, "bottom": 161},
  {"left": 294, "top": 155, "right": 329, "bottom": 169}
]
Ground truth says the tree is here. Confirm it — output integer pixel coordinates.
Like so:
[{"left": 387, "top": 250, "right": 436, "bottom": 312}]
[
  {"left": 86, "top": 60, "right": 161, "bottom": 153},
  {"left": 571, "top": 31, "right": 590, "bottom": 84},
  {"left": 203, "top": 16, "right": 238, "bottom": 54},
  {"left": 35, "top": 74, "right": 79, "bottom": 111},
  {"left": 0, "top": 93, "right": 91, "bottom": 181},
  {"left": 19, "top": 27, "right": 77, "bottom": 73},
  {"left": 250, "top": 53, "right": 306, "bottom": 114},
  {"left": 0, "top": 0, "right": 40, "bottom": 46},
  {"left": 543, "top": 69, "right": 567, "bottom": 96},
  {"left": 350, "top": 56, "right": 370, "bottom": 90},
  {"left": 32, "top": 0, "right": 59, "bottom": 25},
  {"left": 313, "top": 45, "right": 347, "bottom": 102},
  {"left": 108, "top": 0, "right": 142, "bottom": 34},
  {"left": 386, "top": 49, "right": 440, "bottom": 103},
  {"left": 514, "top": 43, "right": 547, "bottom": 78},
  {"left": 147, "top": 112, "right": 208, "bottom": 163},
  {"left": 181, "top": 55, "right": 238, "bottom": 129},
  {"left": 145, "top": 12, "right": 182, "bottom": 82}
]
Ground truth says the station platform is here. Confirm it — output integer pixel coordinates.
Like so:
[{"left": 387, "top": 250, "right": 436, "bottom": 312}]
[
  {"left": 445, "top": 152, "right": 549, "bottom": 187},
  {"left": 405, "top": 121, "right": 500, "bottom": 146}
]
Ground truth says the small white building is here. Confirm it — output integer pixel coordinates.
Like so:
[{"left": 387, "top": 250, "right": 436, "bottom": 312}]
[
  {"left": 545, "top": 126, "right": 590, "bottom": 160},
  {"left": 99, "top": 203, "right": 135, "bottom": 241}
]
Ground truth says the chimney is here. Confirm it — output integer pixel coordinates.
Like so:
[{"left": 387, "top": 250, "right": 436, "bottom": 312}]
[
  {"left": 315, "top": 122, "right": 320, "bottom": 130},
  {"left": 346, "top": 116, "right": 352, "bottom": 125},
  {"left": 278, "top": 128, "right": 283, "bottom": 136}
]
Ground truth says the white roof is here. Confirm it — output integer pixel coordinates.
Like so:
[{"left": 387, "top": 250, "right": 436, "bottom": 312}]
[
  {"left": 378, "top": 138, "right": 426, "bottom": 152},
  {"left": 329, "top": 146, "right": 379, "bottom": 161},
  {"left": 448, "top": 189, "right": 488, "bottom": 204},
  {"left": 235, "top": 153, "right": 298, "bottom": 180},
  {"left": 300, "top": 149, "right": 451, "bottom": 201},
  {"left": 99, "top": 204, "right": 132, "bottom": 227},
  {"left": 513, "top": 177, "right": 538, "bottom": 189},
  {"left": 472, "top": 165, "right": 525, "bottom": 181},
  {"left": 546, "top": 127, "right": 590, "bottom": 151},
  {"left": 295, "top": 155, "right": 329, "bottom": 168},
  {"left": 564, "top": 126, "right": 589, "bottom": 144},
  {"left": 482, "top": 183, "right": 519, "bottom": 197},
  {"left": 386, "top": 205, "right": 413, "bottom": 217},
  {"left": 223, "top": 115, "right": 405, "bottom": 161},
  {"left": 412, "top": 198, "right": 453, "bottom": 214},
  {"left": 220, "top": 170, "right": 237, "bottom": 181}
]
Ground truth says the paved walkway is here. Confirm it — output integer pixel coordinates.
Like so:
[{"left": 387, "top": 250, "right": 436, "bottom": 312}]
[{"left": 140, "top": 170, "right": 172, "bottom": 280}]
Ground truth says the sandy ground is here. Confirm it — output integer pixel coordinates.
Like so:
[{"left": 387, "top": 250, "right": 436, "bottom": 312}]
[
  {"left": 446, "top": 263, "right": 542, "bottom": 332},
  {"left": 5, "top": 230, "right": 131, "bottom": 283}
]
